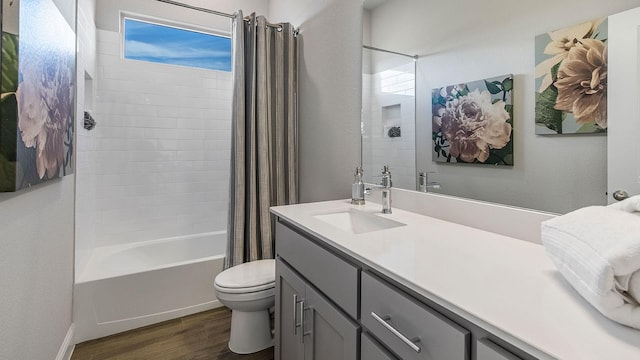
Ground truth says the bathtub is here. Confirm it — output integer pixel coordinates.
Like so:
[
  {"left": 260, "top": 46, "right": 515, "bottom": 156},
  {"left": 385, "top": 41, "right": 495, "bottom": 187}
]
[{"left": 74, "top": 232, "right": 226, "bottom": 343}]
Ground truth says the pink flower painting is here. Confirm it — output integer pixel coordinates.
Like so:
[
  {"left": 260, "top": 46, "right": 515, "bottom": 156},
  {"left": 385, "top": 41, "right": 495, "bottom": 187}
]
[{"left": 0, "top": 0, "right": 75, "bottom": 192}]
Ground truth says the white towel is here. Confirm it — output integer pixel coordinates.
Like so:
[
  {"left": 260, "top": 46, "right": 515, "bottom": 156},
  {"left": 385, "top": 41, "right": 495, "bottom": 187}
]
[
  {"left": 541, "top": 195, "right": 640, "bottom": 329},
  {"left": 609, "top": 194, "right": 640, "bottom": 214}
]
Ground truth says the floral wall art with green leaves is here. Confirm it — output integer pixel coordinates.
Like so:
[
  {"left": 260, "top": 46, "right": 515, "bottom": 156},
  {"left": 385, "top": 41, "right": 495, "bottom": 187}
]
[
  {"left": 432, "top": 74, "right": 514, "bottom": 166},
  {"left": 0, "top": 0, "right": 75, "bottom": 192},
  {"left": 535, "top": 18, "right": 607, "bottom": 135}
]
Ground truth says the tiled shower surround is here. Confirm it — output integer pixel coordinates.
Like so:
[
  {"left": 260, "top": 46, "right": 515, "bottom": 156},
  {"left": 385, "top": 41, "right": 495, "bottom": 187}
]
[
  {"left": 77, "top": 29, "right": 232, "bottom": 255},
  {"left": 362, "top": 61, "right": 416, "bottom": 190}
]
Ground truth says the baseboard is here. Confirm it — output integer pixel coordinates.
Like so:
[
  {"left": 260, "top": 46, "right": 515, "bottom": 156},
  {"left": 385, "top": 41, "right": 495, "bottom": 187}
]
[{"left": 55, "top": 324, "right": 75, "bottom": 360}]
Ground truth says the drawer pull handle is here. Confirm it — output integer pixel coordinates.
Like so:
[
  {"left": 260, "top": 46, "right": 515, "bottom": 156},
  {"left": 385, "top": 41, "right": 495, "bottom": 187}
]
[
  {"left": 371, "top": 312, "right": 421, "bottom": 353},
  {"left": 293, "top": 294, "right": 303, "bottom": 334},
  {"left": 300, "top": 300, "right": 307, "bottom": 344},
  {"left": 293, "top": 294, "right": 298, "bottom": 334}
]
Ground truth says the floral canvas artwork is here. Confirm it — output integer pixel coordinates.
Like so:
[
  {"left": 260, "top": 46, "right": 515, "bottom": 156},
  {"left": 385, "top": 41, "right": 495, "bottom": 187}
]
[
  {"left": 535, "top": 18, "right": 607, "bottom": 135},
  {"left": 432, "top": 75, "right": 514, "bottom": 166},
  {"left": 0, "top": 0, "right": 75, "bottom": 192}
]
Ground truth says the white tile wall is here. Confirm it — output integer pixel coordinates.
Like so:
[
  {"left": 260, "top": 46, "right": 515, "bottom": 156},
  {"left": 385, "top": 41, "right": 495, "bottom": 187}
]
[
  {"left": 363, "top": 62, "right": 416, "bottom": 190},
  {"left": 76, "top": 29, "right": 232, "bottom": 248},
  {"left": 362, "top": 73, "right": 373, "bottom": 179}
]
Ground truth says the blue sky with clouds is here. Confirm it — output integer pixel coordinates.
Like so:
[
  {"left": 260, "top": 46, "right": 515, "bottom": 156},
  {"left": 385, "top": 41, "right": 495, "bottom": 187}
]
[{"left": 124, "top": 18, "right": 231, "bottom": 71}]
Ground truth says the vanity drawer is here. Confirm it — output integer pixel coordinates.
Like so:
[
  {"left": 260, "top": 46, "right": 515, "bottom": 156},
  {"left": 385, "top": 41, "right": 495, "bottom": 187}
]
[
  {"left": 275, "top": 221, "right": 359, "bottom": 318},
  {"left": 361, "top": 272, "right": 470, "bottom": 360},
  {"left": 362, "top": 332, "right": 398, "bottom": 360},
  {"left": 477, "top": 338, "right": 522, "bottom": 360}
]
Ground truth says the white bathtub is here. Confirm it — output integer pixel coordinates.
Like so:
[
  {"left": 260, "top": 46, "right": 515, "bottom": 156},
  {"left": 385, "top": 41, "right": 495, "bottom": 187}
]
[{"left": 74, "top": 232, "right": 226, "bottom": 343}]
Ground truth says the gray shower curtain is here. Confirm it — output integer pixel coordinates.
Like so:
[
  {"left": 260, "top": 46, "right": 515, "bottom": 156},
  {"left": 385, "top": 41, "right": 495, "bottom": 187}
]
[{"left": 225, "top": 11, "right": 298, "bottom": 268}]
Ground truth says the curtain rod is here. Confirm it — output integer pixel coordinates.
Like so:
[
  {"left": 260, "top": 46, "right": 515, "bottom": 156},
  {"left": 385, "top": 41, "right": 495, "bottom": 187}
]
[
  {"left": 155, "top": 0, "right": 290, "bottom": 32},
  {"left": 363, "top": 45, "right": 418, "bottom": 60}
]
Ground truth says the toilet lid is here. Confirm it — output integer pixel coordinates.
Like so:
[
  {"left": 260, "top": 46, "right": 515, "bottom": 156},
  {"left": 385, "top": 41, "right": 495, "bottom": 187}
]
[{"left": 214, "top": 259, "right": 275, "bottom": 292}]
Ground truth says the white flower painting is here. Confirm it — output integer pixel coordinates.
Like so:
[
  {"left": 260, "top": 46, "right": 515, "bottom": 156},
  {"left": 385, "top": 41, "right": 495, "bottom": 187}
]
[{"left": 432, "top": 75, "right": 514, "bottom": 166}]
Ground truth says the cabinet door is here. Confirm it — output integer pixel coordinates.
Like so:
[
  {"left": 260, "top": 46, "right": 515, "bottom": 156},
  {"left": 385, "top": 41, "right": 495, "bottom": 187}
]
[
  {"left": 477, "top": 339, "right": 522, "bottom": 360},
  {"left": 362, "top": 333, "right": 398, "bottom": 360},
  {"left": 276, "top": 259, "right": 306, "bottom": 360},
  {"left": 303, "top": 284, "right": 359, "bottom": 360}
]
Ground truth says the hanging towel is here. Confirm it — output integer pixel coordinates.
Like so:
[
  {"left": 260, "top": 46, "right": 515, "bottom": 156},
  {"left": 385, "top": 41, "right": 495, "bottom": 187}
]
[{"left": 541, "top": 195, "right": 640, "bottom": 329}]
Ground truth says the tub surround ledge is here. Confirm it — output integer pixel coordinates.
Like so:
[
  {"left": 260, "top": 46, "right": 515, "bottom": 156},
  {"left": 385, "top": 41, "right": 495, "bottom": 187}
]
[{"left": 270, "top": 198, "right": 640, "bottom": 360}]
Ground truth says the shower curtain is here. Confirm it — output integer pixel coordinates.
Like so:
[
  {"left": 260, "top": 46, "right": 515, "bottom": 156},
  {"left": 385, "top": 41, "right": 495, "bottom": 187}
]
[{"left": 225, "top": 11, "right": 298, "bottom": 268}]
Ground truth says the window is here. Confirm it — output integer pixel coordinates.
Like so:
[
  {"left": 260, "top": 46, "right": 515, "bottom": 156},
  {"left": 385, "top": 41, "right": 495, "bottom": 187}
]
[{"left": 123, "top": 18, "right": 231, "bottom": 72}]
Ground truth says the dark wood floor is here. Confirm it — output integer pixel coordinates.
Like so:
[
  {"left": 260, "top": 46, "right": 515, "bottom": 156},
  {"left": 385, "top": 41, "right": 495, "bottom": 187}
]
[{"left": 71, "top": 307, "right": 274, "bottom": 360}]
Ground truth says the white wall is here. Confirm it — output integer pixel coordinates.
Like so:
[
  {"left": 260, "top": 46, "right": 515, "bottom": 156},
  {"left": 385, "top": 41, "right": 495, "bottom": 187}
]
[
  {"left": 368, "top": 0, "right": 640, "bottom": 214},
  {"left": 0, "top": 179, "right": 75, "bottom": 360},
  {"left": 270, "top": 0, "right": 363, "bottom": 203},
  {"left": 0, "top": 2, "right": 75, "bottom": 360}
]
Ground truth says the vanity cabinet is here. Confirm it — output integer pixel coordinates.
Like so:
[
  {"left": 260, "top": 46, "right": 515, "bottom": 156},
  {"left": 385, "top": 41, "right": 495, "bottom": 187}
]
[
  {"left": 276, "top": 257, "right": 306, "bottom": 360},
  {"left": 276, "top": 258, "right": 359, "bottom": 360},
  {"left": 274, "top": 218, "right": 536, "bottom": 360},
  {"left": 275, "top": 223, "right": 359, "bottom": 360},
  {"left": 361, "top": 271, "right": 470, "bottom": 359},
  {"left": 361, "top": 333, "right": 398, "bottom": 360},
  {"left": 476, "top": 339, "right": 523, "bottom": 360}
]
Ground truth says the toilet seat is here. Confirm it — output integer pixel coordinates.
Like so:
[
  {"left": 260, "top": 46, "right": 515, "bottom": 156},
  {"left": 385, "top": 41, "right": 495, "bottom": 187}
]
[
  {"left": 214, "top": 259, "right": 275, "bottom": 294},
  {"left": 215, "top": 282, "right": 275, "bottom": 294}
]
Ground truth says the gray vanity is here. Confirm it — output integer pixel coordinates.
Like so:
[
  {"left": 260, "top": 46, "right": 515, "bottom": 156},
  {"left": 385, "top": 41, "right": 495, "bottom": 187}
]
[
  {"left": 271, "top": 197, "right": 640, "bottom": 360},
  {"left": 274, "top": 209, "right": 536, "bottom": 359}
]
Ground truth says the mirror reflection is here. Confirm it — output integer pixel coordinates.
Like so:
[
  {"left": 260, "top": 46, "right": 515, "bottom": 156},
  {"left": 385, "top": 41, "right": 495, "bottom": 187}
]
[
  {"left": 361, "top": 45, "right": 416, "bottom": 190},
  {"left": 359, "top": 0, "right": 631, "bottom": 214}
]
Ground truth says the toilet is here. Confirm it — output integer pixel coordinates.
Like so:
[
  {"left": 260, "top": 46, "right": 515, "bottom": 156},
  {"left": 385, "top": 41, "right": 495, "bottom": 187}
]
[{"left": 213, "top": 259, "right": 276, "bottom": 354}]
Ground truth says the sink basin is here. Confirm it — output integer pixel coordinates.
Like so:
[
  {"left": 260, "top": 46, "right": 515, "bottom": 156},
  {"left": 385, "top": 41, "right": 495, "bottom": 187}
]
[{"left": 313, "top": 208, "right": 406, "bottom": 234}]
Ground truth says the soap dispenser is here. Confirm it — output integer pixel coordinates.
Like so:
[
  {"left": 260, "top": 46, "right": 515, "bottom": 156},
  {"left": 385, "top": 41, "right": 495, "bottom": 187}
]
[{"left": 351, "top": 167, "right": 365, "bottom": 205}]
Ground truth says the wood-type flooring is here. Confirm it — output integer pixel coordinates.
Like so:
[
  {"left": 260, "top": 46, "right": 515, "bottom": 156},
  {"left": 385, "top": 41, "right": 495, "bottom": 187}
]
[{"left": 71, "top": 307, "right": 274, "bottom": 360}]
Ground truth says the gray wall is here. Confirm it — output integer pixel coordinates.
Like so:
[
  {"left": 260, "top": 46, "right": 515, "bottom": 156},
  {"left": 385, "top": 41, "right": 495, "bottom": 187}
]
[
  {"left": 270, "top": 0, "right": 363, "bottom": 203},
  {"left": 368, "top": 0, "right": 640, "bottom": 214},
  {"left": 0, "top": 4, "right": 75, "bottom": 360}
]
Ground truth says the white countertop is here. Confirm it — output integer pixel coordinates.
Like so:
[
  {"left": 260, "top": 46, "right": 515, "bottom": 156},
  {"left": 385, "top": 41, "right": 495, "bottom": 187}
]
[{"left": 271, "top": 199, "right": 640, "bottom": 360}]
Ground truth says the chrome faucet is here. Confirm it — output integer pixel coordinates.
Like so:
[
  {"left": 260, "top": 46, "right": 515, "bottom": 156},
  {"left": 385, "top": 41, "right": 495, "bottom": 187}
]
[
  {"left": 351, "top": 167, "right": 365, "bottom": 205},
  {"left": 380, "top": 166, "right": 392, "bottom": 214},
  {"left": 418, "top": 172, "right": 441, "bottom": 192},
  {"left": 366, "top": 166, "right": 392, "bottom": 214}
]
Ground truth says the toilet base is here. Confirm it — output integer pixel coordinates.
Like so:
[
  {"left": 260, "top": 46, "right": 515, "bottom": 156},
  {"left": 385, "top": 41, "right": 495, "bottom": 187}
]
[{"left": 228, "top": 309, "right": 274, "bottom": 354}]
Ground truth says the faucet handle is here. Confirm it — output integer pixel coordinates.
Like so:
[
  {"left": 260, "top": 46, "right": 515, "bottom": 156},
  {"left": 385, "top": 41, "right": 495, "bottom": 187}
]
[
  {"left": 419, "top": 171, "right": 441, "bottom": 192},
  {"left": 381, "top": 165, "right": 392, "bottom": 188}
]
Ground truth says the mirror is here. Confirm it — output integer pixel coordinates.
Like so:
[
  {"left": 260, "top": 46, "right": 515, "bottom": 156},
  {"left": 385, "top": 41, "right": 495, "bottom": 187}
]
[
  {"left": 361, "top": 45, "right": 416, "bottom": 190},
  {"left": 359, "top": 0, "right": 634, "bottom": 214}
]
